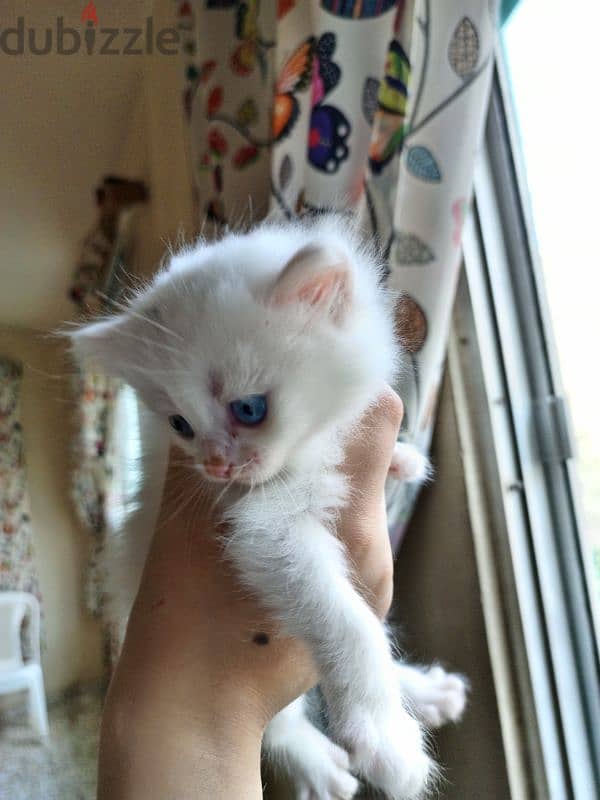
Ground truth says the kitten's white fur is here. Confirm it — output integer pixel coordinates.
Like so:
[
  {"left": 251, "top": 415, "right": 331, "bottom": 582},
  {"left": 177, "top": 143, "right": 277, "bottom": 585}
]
[{"left": 71, "top": 216, "right": 466, "bottom": 799}]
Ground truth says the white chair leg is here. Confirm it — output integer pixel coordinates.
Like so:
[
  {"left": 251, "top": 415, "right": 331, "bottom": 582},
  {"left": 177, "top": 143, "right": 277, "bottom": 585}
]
[{"left": 27, "top": 665, "right": 49, "bottom": 737}]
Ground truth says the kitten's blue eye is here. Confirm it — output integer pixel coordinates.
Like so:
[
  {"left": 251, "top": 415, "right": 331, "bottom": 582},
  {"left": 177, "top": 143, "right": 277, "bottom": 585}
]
[
  {"left": 230, "top": 395, "right": 268, "bottom": 426},
  {"left": 169, "top": 414, "right": 195, "bottom": 439}
]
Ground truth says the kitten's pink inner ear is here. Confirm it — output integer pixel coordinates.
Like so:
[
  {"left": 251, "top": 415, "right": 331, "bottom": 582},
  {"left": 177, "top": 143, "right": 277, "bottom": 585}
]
[{"left": 270, "top": 244, "right": 352, "bottom": 323}]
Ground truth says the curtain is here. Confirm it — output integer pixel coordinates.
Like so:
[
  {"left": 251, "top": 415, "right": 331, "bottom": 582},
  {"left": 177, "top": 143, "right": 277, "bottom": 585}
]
[
  {"left": 0, "top": 357, "right": 42, "bottom": 655},
  {"left": 69, "top": 181, "right": 146, "bottom": 612},
  {"left": 178, "top": 0, "right": 497, "bottom": 548},
  {"left": 71, "top": 371, "right": 119, "bottom": 617}
]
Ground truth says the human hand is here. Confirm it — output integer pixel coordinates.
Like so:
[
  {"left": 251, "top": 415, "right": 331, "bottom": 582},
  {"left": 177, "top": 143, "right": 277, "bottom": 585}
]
[{"left": 97, "top": 387, "right": 403, "bottom": 800}]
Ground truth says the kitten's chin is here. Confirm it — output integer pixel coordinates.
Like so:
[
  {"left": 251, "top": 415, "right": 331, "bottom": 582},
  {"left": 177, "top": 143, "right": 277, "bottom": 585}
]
[{"left": 195, "top": 463, "right": 274, "bottom": 487}]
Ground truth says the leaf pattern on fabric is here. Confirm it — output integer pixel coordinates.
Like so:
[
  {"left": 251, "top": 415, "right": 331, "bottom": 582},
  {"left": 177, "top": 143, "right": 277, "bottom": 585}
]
[
  {"left": 178, "top": 2, "right": 194, "bottom": 24},
  {"left": 362, "top": 77, "right": 380, "bottom": 125},
  {"left": 178, "top": 2, "right": 199, "bottom": 118},
  {"left": 279, "top": 154, "right": 294, "bottom": 189},
  {"left": 448, "top": 17, "right": 480, "bottom": 78},
  {"left": 278, "top": 0, "right": 297, "bottom": 18},
  {"left": 394, "top": 232, "right": 435, "bottom": 264},
  {"left": 71, "top": 371, "right": 120, "bottom": 618},
  {"left": 233, "top": 144, "right": 260, "bottom": 168},
  {"left": 406, "top": 146, "right": 442, "bottom": 182},
  {"left": 199, "top": 60, "right": 217, "bottom": 83},
  {"left": 227, "top": 1, "right": 274, "bottom": 81},
  {"left": 237, "top": 97, "right": 259, "bottom": 126},
  {"left": 320, "top": 0, "right": 398, "bottom": 19},
  {"left": 0, "top": 358, "right": 41, "bottom": 609},
  {"left": 207, "top": 86, "right": 224, "bottom": 115},
  {"left": 394, "top": 295, "right": 428, "bottom": 354}
]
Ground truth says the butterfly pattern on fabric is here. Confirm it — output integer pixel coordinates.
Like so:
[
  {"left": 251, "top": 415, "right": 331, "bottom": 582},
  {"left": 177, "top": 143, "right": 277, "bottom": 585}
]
[
  {"left": 368, "top": 38, "right": 410, "bottom": 174},
  {"left": 320, "top": 0, "right": 398, "bottom": 19},
  {"left": 272, "top": 33, "right": 350, "bottom": 174},
  {"left": 272, "top": 37, "right": 316, "bottom": 142},
  {"left": 308, "top": 33, "right": 351, "bottom": 173}
]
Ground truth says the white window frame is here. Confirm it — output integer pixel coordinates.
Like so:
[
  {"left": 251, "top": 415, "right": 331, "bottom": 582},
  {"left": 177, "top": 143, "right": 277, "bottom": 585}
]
[{"left": 450, "top": 52, "right": 600, "bottom": 799}]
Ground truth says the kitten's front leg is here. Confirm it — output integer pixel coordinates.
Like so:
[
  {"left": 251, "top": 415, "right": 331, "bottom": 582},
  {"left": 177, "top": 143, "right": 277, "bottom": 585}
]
[{"left": 224, "top": 504, "right": 433, "bottom": 799}]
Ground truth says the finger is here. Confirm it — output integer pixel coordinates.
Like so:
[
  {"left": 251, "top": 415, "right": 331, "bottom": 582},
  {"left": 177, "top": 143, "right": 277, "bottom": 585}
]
[
  {"left": 343, "top": 387, "right": 404, "bottom": 498},
  {"left": 362, "top": 385, "right": 404, "bottom": 436}
]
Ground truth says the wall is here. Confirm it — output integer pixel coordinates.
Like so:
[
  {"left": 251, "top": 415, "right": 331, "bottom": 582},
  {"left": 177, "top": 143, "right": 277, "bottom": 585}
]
[{"left": 0, "top": 327, "right": 104, "bottom": 695}]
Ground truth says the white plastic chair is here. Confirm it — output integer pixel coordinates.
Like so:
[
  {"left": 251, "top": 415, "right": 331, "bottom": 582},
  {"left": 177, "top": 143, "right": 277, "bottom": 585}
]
[{"left": 0, "top": 591, "right": 49, "bottom": 736}]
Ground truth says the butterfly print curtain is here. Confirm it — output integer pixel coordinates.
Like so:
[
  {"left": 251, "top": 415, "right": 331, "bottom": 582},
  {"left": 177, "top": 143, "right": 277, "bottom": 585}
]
[
  {"left": 178, "top": 0, "right": 498, "bottom": 548},
  {"left": 0, "top": 358, "right": 42, "bottom": 629}
]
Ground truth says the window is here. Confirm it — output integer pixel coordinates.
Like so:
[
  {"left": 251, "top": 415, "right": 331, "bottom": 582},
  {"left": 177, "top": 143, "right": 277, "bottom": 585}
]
[
  {"left": 502, "top": 0, "right": 600, "bottom": 649},
  {"left": 106, "top": 384, "right": 143, "bottom": 532},
  {"left": 450, "top": 7, "right": 600, "bottom": 795}
]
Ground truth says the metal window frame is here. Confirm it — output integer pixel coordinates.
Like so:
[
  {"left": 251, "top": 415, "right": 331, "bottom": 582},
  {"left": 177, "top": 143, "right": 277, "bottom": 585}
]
[{"left": 452, "top": 55, "right": 600, "bottom": 798}]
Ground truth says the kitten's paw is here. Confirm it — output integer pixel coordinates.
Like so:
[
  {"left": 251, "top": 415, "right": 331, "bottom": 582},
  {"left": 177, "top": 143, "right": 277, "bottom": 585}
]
[
  {"left": 397, "top": 663, "right": 469, "bottom": 729},
  {"left": 341, "top": 706, "right": 433, "bottom": 799},
  {"left": 290, "top": 729, "right": 360, "bottom": 800},
  {"left": 388, "top": 442, "right": 431, "bottom": 484}
]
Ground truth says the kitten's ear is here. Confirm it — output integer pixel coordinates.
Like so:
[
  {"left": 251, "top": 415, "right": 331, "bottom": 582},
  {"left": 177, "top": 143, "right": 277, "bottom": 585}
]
[
  {"left": 69, "top": 316, "right": 160, "bottom": 407},
  {"left": 68, "top": 314, "right": 170, "bottom": 412},
  {"left": 69, "top": 316, "right": 126, "bottom": 375},
  {"left": 269, "top": 244, "right": 353, "bottom": 324}
]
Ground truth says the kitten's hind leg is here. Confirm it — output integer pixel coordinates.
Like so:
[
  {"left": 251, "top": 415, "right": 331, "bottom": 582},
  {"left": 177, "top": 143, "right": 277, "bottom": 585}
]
[
  {"left": 396, "top": 662, "right": 469, "bottom": 729},
  {"left": 264, "top": 696, "right": 360, "bottom": 800}
]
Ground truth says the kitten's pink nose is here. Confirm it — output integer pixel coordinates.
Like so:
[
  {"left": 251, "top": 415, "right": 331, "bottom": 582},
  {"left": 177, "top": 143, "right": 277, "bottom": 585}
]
[{"left": 204, "top": 454, "right": 233, "bottom": 479}]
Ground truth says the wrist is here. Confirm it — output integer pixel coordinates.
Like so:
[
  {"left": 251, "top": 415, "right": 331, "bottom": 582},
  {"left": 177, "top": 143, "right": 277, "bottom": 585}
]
[{"left": 98, "top": 658, "right": 266, "bottom": 800}]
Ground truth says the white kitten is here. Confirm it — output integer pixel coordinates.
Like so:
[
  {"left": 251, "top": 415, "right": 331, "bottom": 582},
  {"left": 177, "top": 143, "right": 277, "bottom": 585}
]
[{"left": 71, "top": 215, "right": 466, "bottom": 799}]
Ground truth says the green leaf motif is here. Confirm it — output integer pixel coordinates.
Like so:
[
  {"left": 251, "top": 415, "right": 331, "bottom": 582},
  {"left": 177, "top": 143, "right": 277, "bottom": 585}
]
[
  {"left": 394, "top": 232, "right": 435, "bottom": 265},
  {"left": 406, "top": 146, "right": 442, "bottom": 182},
  {"left": 237, "top": 98, "right": 259, "bottom": 127}
]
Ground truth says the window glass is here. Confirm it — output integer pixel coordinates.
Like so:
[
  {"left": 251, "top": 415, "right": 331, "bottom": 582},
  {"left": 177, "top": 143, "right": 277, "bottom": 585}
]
[
  {"left": 503, "top": 1, "right": 600, "bottom": 633},
  {"left": 106, "top": 385, "right": 142, "bottom": 531}
]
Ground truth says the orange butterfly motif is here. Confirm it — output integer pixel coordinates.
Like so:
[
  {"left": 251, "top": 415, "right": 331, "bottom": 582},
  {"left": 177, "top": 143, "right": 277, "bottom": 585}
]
[{"left": 272, "top": 37, "right": 315, "bottom": 142}]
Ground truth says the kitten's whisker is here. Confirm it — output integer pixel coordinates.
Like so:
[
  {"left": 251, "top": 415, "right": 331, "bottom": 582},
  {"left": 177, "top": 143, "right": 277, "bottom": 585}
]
[
  {"left": 95, "top": 292, "right": 184, "bottom": 342},
  {"left": 273, "top": 470, "right": 301, "bottom": 516},
  {"left": 110, "top": 327, "right": 185, "bottom": 359},
  {"left": 157, "top": 468, "right": 207, "bottom": 531},
  {"left": 182, "top": 480, "right": 212, "bottom": 548},
  {"left": 123, "top": 362, "right": 189, "bottom": 378},
  {"left": 160, "top": 235, "right": 176, "bottom": 259},
  {"left": 211, "top": 475, "right": 238, "bottom": 511}
]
